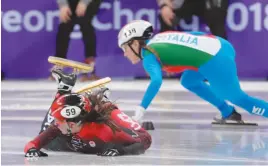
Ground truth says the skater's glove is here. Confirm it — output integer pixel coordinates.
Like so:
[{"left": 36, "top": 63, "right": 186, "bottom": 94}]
[
  {"left": 97, "top": 148, "right": 120, "bottom": 156},
  {"left": 25, "top": 148, "right": 48, "bottom": 157},
  {"left": 132, "top": 106, "right": 145, "bottom": 123},
  {"left": 97, "top": 143, "right": 123, "bottom": 157}
]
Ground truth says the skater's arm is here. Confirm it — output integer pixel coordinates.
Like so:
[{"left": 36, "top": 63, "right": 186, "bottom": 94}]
[
  {"left": 157, "top": 0, "right": 173, "bottom": 8},
  {"left": 39, "top": 84, "right": 74, "bottom": 133},
  {"left": 24, "top": 124, "right": 61, "bottom": 153},
  {"left": 80, "top": 0, "right": 93, "bottom": 6},
  {"left": 57, "top": 0, "right": 92, "bottom": 7},
  {"left": 141, "top": 53, "right": 163, "bottom": 109}
]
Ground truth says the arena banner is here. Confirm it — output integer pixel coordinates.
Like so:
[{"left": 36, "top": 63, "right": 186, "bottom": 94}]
[{"left": 1, "top": 0, "right": 268, "bottom": 79}]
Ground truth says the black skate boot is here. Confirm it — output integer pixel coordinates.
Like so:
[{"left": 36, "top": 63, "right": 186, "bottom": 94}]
[
  {"left": 51, "top": 68, "right": 77, "bottom": 93},
  {"left": 40, "top": 69, "right": 77, "bottom": 135},
  {"left": 213, "top": 109, "right": 244, "bottom": 124},
  {"left": 212, "top": 109, "right": 258, "bottom": 126}
]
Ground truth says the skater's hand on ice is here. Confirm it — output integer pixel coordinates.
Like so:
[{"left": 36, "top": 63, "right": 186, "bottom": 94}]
[
  {"left": 97, "top": 148, "right": 120, "bottom": 156},
  {"left": 76, "top": 2, "right": 87, "bottom": 17},
  {"left": 132, "top": 106, "right": 145, "bottom": 123},
  {"left": 25, "top": 148, "right": 48, "bottom": 157},
  {"left": 59, "top": 6, "right": 72, "bottom": 23},
  {"left": 97, "top": 143, "right": 122, "bottom": 157}
]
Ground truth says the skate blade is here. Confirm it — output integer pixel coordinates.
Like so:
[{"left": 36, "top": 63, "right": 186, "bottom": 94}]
[
  {"left": 142, "top": 121, "right": 155, "bottom": 130},
  {"left": 212, "top": 122, "right": 258, "bottom": 126}
]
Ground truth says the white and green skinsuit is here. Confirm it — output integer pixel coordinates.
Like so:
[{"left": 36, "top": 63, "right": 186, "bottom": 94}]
[{"left": 140, "top": 31, "right": 268, "bottom": 118}]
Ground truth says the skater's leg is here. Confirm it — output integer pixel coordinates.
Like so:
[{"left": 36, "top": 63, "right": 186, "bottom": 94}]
[
  {"left": 199, "top": 38, "right": 268, "bottom": 118},
  {"left": 39, "top": 68, "right": 78, "bottom": 151},
  {"left": 181, "top": 70, "right": 234, "bottom": 118},
  {"left": 41, "top": 68, "right": 77, "bottom": 132}
]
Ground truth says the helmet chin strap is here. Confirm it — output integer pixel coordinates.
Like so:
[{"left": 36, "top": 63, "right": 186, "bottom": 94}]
[{"left": 128, "top": 42, "right": 143, "bottom": 60}]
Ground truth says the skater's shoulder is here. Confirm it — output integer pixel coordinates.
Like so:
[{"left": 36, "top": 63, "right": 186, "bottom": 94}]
[{"left": 184, "top": 31, "right": 208, "bottom": 36}]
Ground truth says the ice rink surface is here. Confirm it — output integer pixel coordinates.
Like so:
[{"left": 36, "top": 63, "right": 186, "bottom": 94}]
[{"left": 1, "top": 80, "right": 268, "bottom": 165}]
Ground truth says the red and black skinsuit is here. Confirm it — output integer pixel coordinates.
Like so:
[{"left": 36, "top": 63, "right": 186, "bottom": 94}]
[{"left": 24, "top": 89, "right": 152, "bottom": 156}]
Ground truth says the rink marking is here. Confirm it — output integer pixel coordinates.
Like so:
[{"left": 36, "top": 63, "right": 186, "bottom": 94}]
[
  {"left": 1, "top": 151, "right": 83, "bottom": 156},
  {"left": 2, "top": 127, "right": 268, "bottom": 144},
  {"left": 2, "top": 80, "right": 268, "bottom": 92},
  {"left": 1, "top": 117, "right": 44, "bottom": 121},
  {"left": 131, "top": 155, "right": 268, "bottom": 163},
  {"left": 154, "top": 128, "right": 268, "bottom": 135},
  {"left": 1, "top": 98, "right": 209, "bottom": 105},
  {"left": 0, "top": 104, "right": 261, "bottom": 116},
  {"left": 1, "top": 136, "right": 32, "bottom": 141},
  {"left": 2, "top": 117, "right": 267, "bottom": 125},
  {"left": 1, "top": 105, "right": 215, "bottom": 112},
  {"left": 1, "top": 151, "right": 268, "bottom": 163}
]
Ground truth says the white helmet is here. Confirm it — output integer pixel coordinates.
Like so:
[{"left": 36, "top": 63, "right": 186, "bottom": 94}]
[{"left": 117, "top": 20, "right": 154, "bottom": 48}]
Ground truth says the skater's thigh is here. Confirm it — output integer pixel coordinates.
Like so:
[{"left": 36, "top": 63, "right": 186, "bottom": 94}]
[
  {"left": 210, "top": 70, "right": 243, "bottom": 100},
  {"left": 199, "top": 43, "right": 243, "bottom": 99},
  {"left": 39, "top": 110, "right": 55, "bottom": 133},
  {"left": 180, "top": 70, "right": 206, "bottom": 88}
]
